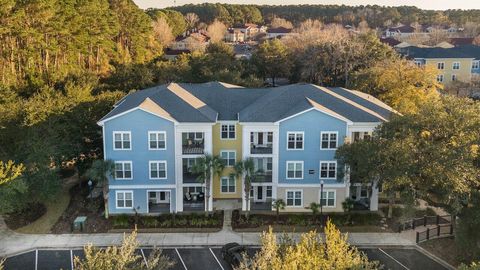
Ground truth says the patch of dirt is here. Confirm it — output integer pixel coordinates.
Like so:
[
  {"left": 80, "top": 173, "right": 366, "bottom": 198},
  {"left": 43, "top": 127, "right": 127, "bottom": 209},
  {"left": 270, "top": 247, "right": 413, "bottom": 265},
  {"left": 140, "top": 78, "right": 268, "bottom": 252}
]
[
  {"left": 51, "top": 183, "right": 111, "bottom": 233},
  {"left": 4, "top": 203, "right": 47, "bottom": 230},
  {"left": 419, "top": 237, "right": 462, "bottom": 267}
]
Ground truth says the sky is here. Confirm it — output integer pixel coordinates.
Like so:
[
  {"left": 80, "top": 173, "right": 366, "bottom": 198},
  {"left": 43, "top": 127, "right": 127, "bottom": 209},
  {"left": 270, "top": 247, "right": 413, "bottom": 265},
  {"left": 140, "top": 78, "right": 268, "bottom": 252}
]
[{"left": 134, "top": 0, "right": 480, "bottom": 10}]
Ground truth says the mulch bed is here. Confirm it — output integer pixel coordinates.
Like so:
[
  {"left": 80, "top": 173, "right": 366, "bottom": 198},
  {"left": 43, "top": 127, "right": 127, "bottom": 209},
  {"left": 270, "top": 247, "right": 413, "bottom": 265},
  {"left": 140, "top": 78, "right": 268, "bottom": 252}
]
[
  {"left": 51, "top": 183, "right": 111, "bottom": 233},
  {"left": 51, "top": 182, "right": 224, "bottom": 233},
  {"left": 231, "top": 210, "right": 383, "bottom": 231},
  {"left": 4, "top": 203, "right": 47, "bottom": 230}
]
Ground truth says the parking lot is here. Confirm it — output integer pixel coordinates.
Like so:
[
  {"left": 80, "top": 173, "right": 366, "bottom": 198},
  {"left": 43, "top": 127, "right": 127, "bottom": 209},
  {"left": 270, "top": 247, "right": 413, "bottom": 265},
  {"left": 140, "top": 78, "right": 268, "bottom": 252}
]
[{"left": 2, "top": 246, "right": 450, "bottom": 270}]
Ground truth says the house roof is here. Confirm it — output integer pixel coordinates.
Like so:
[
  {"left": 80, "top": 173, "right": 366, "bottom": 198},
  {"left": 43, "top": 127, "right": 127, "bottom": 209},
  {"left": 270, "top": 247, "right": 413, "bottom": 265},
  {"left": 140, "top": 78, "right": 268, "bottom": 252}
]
[
  {"left": 99, "top": 82, "right": 396, "bottom": 124},
  {"left": 449, "top": 37, "right": 474, "bottom": 46},
  {"left": 399, "top": 45, "right": 480, "bottom": 59},
  {"left": 387, "top": 25, "right": 415, "bottom": 33},
  {"left": 267, "top": 27, "right": 292, "bottom": 34},
  {"left": 380, "top": 37, "right": 401, "bottom": 47}
]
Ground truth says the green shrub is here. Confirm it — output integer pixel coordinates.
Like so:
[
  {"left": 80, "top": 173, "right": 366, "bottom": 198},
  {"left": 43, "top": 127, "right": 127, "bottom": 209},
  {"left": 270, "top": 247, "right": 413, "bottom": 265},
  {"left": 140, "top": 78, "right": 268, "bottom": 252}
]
[
  {"left": 142, "top": 216, "right": 159, "bottom": 228},
  {"left": 112, "top": 215, "right": 130, "bottom": 229}
]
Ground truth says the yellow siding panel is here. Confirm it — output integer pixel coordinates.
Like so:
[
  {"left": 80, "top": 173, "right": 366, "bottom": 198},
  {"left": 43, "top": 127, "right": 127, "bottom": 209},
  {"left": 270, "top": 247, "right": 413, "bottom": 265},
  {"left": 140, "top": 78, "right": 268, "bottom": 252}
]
[{"left": 212, "top": 123, "right": 243, "bottom": 199}]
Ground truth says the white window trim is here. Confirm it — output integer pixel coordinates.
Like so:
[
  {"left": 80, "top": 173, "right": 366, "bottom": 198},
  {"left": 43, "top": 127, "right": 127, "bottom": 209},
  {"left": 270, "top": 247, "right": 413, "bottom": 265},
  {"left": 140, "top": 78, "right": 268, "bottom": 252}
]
[
  {"left": 285, "top": 189, "right": 303, "bottom": 207},
  {"left": 319, "top": 161, "right": 337, "bottom": 179},
  {"left": 286, "top": 161, "right": 304, "bottom": 180},
  {"left": 437, "top": 62, "right": 445, "bottom": 70},
  {"left": 319, "top": 189, "right": 336, "bottom": 208},
  {"left": 113, "top": 131, "right": 132, "bottom": 150},
  {"left": 149, "top": 160, "right": 167, "bottom": 180},
  {"left": 286, "top": 131, "right": 304, "bottom": 150},
  {"left": 320, "top": 131, "right": 339, "bottom": 150},
  {"left": 437, "top": 74, "right": 444, "bottom": 82},
  {"left": 115, "top": 190, "right": 134, "bottom": 209},
  {"left": 148, "top": 131, "right": 167, "bottom": 150},
  {"left": 115, "top": 161, "right": 133, "bottom": 180},
  {"left": 220, "top": 124, "right": 236, "bottom": 140},
  {"left": 220, "top": 150, "right": 236, "bottom": 167},
  {"left": 452, "top": 62, "right": 460, "bottom": 70},
  {"left": 220, "top": 176, "right": 236, "bottom": 193},
  {"left": 472, "top": 61, "right": 480, "bottom": 69}
]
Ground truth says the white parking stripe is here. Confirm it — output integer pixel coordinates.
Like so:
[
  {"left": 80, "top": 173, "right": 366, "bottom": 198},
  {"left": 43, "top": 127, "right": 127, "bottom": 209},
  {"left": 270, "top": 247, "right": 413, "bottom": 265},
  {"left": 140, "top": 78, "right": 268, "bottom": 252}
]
[
  {"left": 379, "top": 248, "right": 410, "bottom": 270},
  {"left": 209, "top": 248, "right": 225, "bottom": 270},
  {"left": 141, "top": 249, "right": 148, "bottom": 268},
  {"left": 175, "top": 248, "right": 188, "bottom": 270},
  {"left": 70, "top": 250, "right": 74, "bottom": 270},
  {"left": 35, "top": 250, "right": 38, "bottom": 270}
]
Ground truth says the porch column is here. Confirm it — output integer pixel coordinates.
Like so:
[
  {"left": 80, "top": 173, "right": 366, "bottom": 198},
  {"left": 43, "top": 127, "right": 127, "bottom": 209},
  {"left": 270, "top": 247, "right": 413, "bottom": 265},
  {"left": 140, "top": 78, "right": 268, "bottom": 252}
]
[{"left": 370, "top": 180, "right": 379, "bottom": 211}]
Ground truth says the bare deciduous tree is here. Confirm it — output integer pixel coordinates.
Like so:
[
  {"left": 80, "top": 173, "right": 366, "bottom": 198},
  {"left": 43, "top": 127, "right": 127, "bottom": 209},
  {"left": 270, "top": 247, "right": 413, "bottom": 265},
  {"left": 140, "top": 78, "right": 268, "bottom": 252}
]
[
  {"left": 270, "top": 16, "right": 293, "bottom": 29},
  {"left": 185, "top": 13, "right": 199, "bottom": 29},
  {"left": 152, "top": 17, "right": 174, "bottom": 47},
  {"left": 207, "top": 19, "right": 227, "bottom": 43}
]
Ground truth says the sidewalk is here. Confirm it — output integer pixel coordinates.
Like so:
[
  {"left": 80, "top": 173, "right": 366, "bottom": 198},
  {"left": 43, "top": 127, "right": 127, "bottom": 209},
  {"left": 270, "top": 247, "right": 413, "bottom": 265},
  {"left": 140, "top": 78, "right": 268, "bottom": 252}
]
[{"left": 0, "top": 214, "right": 415, "bottom": 257}]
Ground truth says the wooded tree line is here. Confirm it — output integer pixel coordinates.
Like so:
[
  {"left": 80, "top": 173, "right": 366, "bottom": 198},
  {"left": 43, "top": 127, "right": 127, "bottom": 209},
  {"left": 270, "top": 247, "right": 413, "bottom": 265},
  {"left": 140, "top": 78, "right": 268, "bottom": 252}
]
[
  {"left": 171, "top": 3, "right": 480, "bottom": 28},
  {"left": 0, "top": 0, "right": 448, "bottom": 216}
]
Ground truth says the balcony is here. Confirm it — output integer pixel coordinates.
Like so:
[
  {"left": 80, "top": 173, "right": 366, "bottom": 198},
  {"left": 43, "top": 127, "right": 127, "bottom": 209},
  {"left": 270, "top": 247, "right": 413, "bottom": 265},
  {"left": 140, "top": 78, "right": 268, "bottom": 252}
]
[
  {"left": 183, "top": 158, "right": 201, "bottom": 184},
  {"left": 183, "top": 186, "right": 205, "bottom": 212},
  {"left": 253, "top": 171, "right": 272, "bottom": 183},
  {"left": 182, "top": 132, "right": 204, "bottom": 155},
  {"left": 250, "top": 132, "right": 273, "bottom": 154}
]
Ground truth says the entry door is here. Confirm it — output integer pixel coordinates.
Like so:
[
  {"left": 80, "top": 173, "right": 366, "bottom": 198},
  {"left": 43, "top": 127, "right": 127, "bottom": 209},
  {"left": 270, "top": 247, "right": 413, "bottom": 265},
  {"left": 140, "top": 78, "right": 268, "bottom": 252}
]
[
  {"left": 256, "top": 186, "right": 264, "bottom": 202},
  {"left": 150, "top": 191, "right": 169, "bottom": 203}
]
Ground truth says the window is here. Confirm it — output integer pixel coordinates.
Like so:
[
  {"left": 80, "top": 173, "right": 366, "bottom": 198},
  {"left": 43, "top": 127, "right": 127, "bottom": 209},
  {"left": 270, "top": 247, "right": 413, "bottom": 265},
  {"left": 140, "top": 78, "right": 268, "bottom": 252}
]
[
  {"left": 266, "top": 186, "right": 272, "bottom": 198},
  {"left": 352, "top": 132, "right": 372, "bottom": 142},
  {"left": 149, "top": 161, "right": 167, "bottom": 179},
  {"left": 113, "top": 132, "right": 131, "bottom": 150},
  {"left": 286, "top": 161, "right": 303, "bottom": 179},
  {"left": 220, "top": 151, "right": 236, "bottom": 167},
  {"left": 360, "top": 186, "right": 368, "bottom": 198},
  {"left": 115, "top": 161, "right": 132, "bottom": 179},
  {"left": 116, "top": 191, "right": 133, "bottom": 209},
  {"left": 286, "top": 190, "right": 302, "bottom": 206},
  {"left": 321, "top": 132, "right": 338, "bottom": 149},
  {"left": 320, "top": 161, "right": 336, "bottom": 179},
  {"left": 472, "top": 61, "right": 480, "bottom": 69},
  {"left": 436, "top": 74, "right": 444, "bottom": 83},
  {"left": 221, "top": 124, "right": 236, "bottom": 139},
  {"left": 320, "top": 190, "right": 336, "bottom": 207},
  {"left": 452, "top": 62, "right": 460, "bottom": 70},
  {"left": 437, "top": 62, "right": 444, "bottom": 70},
  {"left": 221, "top": 176, "right": 236, "bottom": 193},
  {"left": 452, "top": 74, "right": 457, "bottom": 81},
  {"left": 148, "top": 131, "right": 166, "bottom": 150},
  {"left": 287, "top": 132, "right": 304, "bottom": 150}
]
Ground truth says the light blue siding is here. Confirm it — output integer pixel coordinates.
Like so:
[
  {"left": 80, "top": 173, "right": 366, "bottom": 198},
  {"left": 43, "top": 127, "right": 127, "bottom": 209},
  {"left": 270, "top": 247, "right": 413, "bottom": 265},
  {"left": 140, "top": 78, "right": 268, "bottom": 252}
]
[
  {"left": 103, "top": 109, "right": 177, "bottom": 213},
  {"left": 109, "top": 188, "right": 176, "bottom": 214},
  {"left": 278, "top": 109, "right": 347, "bottom": 185}
]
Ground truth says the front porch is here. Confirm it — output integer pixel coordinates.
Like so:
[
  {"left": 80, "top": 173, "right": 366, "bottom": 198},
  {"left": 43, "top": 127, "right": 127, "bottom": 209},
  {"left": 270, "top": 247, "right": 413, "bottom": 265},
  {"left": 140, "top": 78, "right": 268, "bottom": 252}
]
[
  {"left": 147, "top": 191, "right": 172, "bottom": 213},
  {"left": 250, "top": 200, "right": 272, "bottom": 211},
  {"left": 183, "top": 186, "right": 205, "bottom": 212}
]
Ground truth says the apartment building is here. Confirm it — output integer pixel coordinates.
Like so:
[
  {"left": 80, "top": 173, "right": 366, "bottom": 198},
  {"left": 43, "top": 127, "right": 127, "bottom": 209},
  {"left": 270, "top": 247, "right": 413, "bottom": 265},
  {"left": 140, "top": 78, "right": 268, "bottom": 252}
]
[{"left": 98, "top": 82, "right": 395, "bottom": 215}]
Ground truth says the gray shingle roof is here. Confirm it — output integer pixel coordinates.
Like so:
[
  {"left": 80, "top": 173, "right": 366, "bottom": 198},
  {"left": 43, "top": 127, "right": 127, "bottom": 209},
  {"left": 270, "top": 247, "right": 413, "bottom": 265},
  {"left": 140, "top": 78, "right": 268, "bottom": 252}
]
[
  {"left": 99, "top": 82, "right": 396, "bottom": 124},
  {"left": 399, "top": 45, "right": 480, "bottom": 59}
]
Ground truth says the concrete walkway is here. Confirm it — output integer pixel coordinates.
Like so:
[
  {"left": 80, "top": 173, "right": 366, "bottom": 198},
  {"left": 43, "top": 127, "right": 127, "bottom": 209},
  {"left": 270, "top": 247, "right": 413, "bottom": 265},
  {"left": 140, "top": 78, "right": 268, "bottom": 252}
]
[{"left": 0, "top": 214, "right": 416, "bottom": 257}]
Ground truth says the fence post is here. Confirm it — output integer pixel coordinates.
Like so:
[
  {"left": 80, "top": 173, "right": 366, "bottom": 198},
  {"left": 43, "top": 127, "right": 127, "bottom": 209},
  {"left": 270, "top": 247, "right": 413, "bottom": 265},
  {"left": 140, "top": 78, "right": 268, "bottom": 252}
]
[
  {"left": 450, "top": 224, "right": 453, "bottom": 235},
  {"left": 424, "top": 215, "right": 427, "bottom": 226},
  {"left": 412, "top": 219, "right": 416, "bottom": 229},
  {"left": 436, "top": 215, "right": 440, "bottom": 225},
  {"left": 426, "top": 228, "right": 430, "bottom": 240},
  {"left": 416, "top": 232, "right": 419, "bottom": 243},
  {"left": 437, "top": 225, "right": 440, "bottom": 236}
]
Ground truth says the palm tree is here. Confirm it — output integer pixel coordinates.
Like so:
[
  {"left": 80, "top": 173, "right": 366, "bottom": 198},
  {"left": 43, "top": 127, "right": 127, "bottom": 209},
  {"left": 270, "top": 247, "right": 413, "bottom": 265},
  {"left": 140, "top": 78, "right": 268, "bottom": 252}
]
[
  {"left": 272, "top": 199, "right": 286, "bottom": 223},
  {"left": 191, "top": 154, "right": 225, "bottom": 216},
  {"left": 85, "top": 159, "right": 115, "bottom": 219},
  {"left": 308, "top": 202, "right": 320, "bottom": 224},
  {"left": 233, "top": 158, "right": 264, "bottom": 220}
]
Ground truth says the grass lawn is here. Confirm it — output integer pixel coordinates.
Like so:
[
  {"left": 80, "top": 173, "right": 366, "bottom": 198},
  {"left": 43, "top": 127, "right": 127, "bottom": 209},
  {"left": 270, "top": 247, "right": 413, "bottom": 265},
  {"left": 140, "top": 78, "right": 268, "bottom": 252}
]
[
  {"left": 419, "top": 237, "right": 462, "bottom": 267},
  {"left": 15, "top": 174, "right": 78, "bottom": 234}
]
